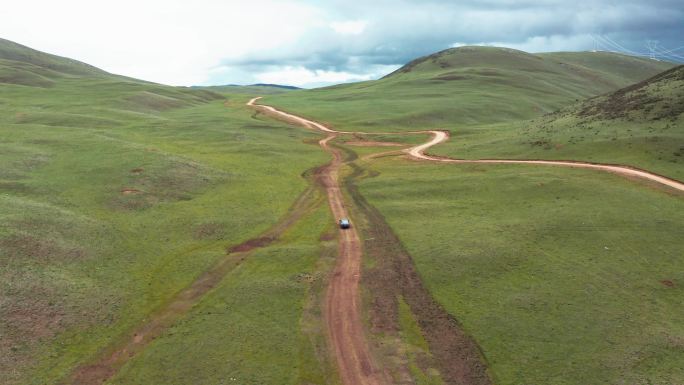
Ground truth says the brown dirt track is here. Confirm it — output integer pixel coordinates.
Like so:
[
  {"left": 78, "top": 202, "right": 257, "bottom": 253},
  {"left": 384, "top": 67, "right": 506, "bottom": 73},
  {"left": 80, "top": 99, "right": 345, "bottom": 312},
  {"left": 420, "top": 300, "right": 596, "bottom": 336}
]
[
  {"left": 250, "top": 98, "right": 683, "bottom": 192},
  {"left": 409, "top": 130, "right": 684, "bottom": 192}
]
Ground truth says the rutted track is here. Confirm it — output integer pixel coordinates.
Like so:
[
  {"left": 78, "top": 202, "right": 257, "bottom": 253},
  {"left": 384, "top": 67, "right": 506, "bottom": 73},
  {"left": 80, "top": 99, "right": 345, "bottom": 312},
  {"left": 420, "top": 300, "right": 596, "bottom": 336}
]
[
  {"left": 250, "top": 97, "right": 387, "bottom": 385},
  {"left": 247, "top": 96, "right": 683, "bottom": 385}
]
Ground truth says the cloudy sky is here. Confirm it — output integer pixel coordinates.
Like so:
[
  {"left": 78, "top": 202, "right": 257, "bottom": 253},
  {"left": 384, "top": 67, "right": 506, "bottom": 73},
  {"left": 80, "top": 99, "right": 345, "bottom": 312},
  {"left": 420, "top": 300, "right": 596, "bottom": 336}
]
[{"left": 2, "top": 0, "right": 683, "bottom": 87}]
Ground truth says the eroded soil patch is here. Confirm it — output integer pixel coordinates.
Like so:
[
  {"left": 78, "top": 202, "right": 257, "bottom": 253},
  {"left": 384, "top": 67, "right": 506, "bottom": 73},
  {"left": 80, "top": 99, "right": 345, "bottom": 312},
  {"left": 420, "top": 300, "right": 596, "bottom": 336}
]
[
  {"left": 120, "top": 188, "right": 142, "bottom": 195},
  {"left": 345, "top": 162, "right": 493, "bottom": 385}
]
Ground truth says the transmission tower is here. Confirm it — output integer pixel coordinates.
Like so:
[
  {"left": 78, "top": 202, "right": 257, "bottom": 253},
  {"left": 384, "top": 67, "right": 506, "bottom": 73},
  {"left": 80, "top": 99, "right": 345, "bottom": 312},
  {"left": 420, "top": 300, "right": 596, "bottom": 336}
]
[{"left": 646, "top": 40, "right": 659, "bottom": 60}]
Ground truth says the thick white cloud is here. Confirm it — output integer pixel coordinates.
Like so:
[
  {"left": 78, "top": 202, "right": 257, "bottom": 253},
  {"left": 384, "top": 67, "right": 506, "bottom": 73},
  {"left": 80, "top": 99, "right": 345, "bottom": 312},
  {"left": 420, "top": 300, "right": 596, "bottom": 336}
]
[
  {"left": 1, "top": 0, "right": 322, "bottom": 85},
  {"left": 253, "top": 64, "right": 398, "bottom": 88},
  {"left": 330, "top": 20, "right": 368, "bottom": 35},
  {"left": 452, "top": 35, "right": 595, "bottom": 53},
  {"left": 1, "top": 0, "right": 682, "bottom": 87}
]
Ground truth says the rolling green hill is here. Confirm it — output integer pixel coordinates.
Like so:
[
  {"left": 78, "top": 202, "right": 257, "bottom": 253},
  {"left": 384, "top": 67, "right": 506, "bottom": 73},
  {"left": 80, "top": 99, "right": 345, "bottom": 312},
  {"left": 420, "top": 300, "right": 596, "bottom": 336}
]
[
  {"left": 0, "top": 38, "right": 108, "bottom": 79},
  {"left": 263, "top": 46, "right": 675, "bottom": 132}
]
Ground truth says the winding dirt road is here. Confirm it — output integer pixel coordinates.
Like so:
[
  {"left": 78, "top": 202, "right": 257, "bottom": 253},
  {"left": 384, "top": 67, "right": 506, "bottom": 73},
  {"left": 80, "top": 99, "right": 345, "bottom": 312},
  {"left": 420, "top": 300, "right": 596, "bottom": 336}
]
[
  {"left": 411, "top": 130, "right": 684, "bottom": 192},
  {"left": 249, "top": 97, "right": 387, "bottom": 385},
  {"left": 248, "top": 96, "right": 683, "bottom": 385},
  {"left": 249, "top": 98, "right": 684, "bottom": 193}
]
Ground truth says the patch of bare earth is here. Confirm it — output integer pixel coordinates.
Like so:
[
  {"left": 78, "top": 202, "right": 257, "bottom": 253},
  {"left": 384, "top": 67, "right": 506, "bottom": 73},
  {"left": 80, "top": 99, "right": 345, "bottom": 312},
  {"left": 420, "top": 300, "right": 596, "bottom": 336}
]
[{"left": 120, "top": 188, "right": 142, "bottom": 195}]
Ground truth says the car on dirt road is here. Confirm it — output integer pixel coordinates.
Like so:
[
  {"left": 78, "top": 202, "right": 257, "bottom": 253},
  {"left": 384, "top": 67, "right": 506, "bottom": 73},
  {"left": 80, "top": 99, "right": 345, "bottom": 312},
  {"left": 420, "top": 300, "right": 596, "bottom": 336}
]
[{"left": 339, "top": 218, "right": 350, "bottom": 229}]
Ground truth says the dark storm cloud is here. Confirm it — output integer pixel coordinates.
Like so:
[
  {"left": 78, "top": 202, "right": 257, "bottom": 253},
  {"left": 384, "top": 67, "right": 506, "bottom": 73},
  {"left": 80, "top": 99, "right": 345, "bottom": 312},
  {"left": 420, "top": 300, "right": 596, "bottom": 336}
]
[{"left": 224, "top": 0, "right": 684, "bottom": 73}]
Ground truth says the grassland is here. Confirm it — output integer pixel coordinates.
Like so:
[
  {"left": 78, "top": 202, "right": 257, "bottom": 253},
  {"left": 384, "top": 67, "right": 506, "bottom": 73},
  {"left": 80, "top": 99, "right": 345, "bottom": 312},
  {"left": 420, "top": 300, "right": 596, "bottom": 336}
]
[
  {"left": 263, "top": 47, "right": 674, "bottom": 133},
  {"left": 0, "top": 39, "right": 331, "bottom": 384},
  {"left": 349, "top": 154, "right": 684, "bottom": 385}
]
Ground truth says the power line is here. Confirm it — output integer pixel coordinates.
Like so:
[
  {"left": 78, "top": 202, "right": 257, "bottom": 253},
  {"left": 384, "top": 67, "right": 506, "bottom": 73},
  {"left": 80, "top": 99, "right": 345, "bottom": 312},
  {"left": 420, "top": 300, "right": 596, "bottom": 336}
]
[
  {"left": 603, "top": 35, "right": 649, "bottom": 56},
  {"left": 646, "top": 40, "right": 659, "bottom": 60},
  {"left": 657, "top": 44, "right": 684, "bottom": 54},
  {"left": 588, "top": 34, "right": 683, "bottom": 63},
  {"left": 653, "top": 43, "right": 684, "bottom": 61}
]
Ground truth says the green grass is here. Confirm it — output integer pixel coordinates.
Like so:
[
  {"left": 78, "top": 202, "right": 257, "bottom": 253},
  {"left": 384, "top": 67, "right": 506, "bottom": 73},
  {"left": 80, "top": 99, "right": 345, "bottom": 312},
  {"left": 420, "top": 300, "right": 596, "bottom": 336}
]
[
  {"left": 353, "top": 156, "right": 684, "bottom": 385},
  {"left": 397, "top": 297, "right": 445, "bottom": 385},
  {"left": 108, "top": 203, "right": 337, "bottom": 385},
  {"left": 0, "top": 45, "right": 329, "bottom": 384},
  {"left": 263, "top": 47, "right": 674, "bottom": 133}
]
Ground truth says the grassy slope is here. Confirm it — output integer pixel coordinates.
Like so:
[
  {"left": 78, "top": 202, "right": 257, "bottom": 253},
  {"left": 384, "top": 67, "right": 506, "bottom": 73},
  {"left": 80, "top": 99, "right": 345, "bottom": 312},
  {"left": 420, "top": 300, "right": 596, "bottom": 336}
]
[
  {"left": 0, "top": 40, "right": 330, "bottom": 384},
  {"left": 431, "top": 65, "right": 684, "bottom": 181},
  {"left": 0, "top": 38, "right": 106, "bottom": 79},
  {"left": 353, "top": 156, "right": 684, "bottom": 385},
  {"left": 263, "top": 47, "right": 674, "bottom": 132}
]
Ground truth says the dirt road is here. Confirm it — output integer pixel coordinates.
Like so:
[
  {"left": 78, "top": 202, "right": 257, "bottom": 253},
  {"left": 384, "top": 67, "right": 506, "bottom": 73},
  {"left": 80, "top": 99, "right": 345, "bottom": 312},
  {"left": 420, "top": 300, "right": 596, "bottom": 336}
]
[
  {"left": 410, "top": 130, "right": 684, "bottom": 192},
  {"left": 249, "top": 97, "right": 387, "bottom": 385},
  {"left": 249, "top": 98, "right": 684, "bottom": 192}
]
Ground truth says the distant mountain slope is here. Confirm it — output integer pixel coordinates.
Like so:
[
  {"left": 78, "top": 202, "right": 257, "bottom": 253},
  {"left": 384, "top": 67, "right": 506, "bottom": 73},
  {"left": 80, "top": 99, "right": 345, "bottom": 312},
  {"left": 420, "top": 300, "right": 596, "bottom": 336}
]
[
  {"left": 536, "top": 51, "right": 675, "bottom": 90},
  {"left": 251, "top": 83, "right": 301, "bottom": 90},
  {"left": 388, "top": 46, "right": 671, "bottom": 90},
  {"left": 0, "top": 38, "right": 111, "bottom": 87},
  {"left": 0, "top": 38, "right": 224, "bottom": 113},
  {"left": 431, "top": 65, "right": 684, "bottom": 180},
  {"left": 263, "top": 46, "right": 675, "bottom": 132},
  {"left": 202, "top": 83, "right": 301, "bottom": 95}
]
